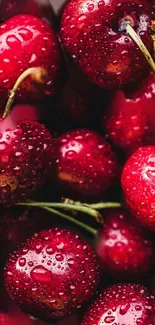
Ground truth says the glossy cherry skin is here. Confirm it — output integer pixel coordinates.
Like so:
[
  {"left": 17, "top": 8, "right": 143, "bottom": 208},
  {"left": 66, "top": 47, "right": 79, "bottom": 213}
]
[
  {"left": 103, "top": 73, "right": 155, "bottom": 156},
  {"left": 80, "top": 283, "right": 155, "bottom": 325},
  {"left": 0, "top": 118, "right": 54, "bottom": 205},
  {"left": 96, "top": 208, "right": 153, "bottom": 280},
  {"left": 121, "top": 146, "right": 155, "bottom": 231},
  {"left": 61, "top": 0, "right": 152, "bottom": 89},
  {"left": 52, "top": 129, "right": 119, "bottom": 202},
  {"left": 0, "top": 14, "right": 62, "bottom": 109},
  {"left": 5, "top": 228, "right": 101, "bottom": 320}
]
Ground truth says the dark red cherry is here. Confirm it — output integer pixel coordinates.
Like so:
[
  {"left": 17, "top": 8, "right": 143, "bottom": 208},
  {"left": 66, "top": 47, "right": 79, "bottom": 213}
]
[
  {"left": 61, "top": 0, "right": 152, "bottom": 89},
  {"left": 96, "top": 208, "right": 153, "bottom": 279},
  {"left": 103, "top": 73, "right": 155, "bottom": 155},
  {"left": 0, "top": 117, "right": 54, "bottom": 205},
  {"left": 52, "top": 129, "right": 119, "bottom": 201},
  {"left": 5, "top": 228, "right": 101, "bottom": 320}
]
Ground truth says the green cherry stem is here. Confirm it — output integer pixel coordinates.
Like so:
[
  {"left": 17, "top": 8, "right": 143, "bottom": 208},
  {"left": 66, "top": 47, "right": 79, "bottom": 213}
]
[
  {"left": 61, "top": 198, "right": 121, "bottom": 210},
  {"left": 3, "top": 67, "right": 47, "bottom": 119},
  {"left": 85, "top": 202, "right": 122, "bottom": 209},
  {"left": 126, "top": 24, "right": 155, "bottom": 73},
  {"left": 39, "top": 206, "right": 97, "bottom": 236},
  {"left": 17, "top": 201, "right": 103, "bottom": 224}
]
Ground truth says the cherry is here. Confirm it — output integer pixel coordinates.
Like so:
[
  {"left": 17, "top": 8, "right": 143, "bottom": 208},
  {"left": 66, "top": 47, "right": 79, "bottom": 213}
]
[
  {"left": 80, "top": 283, "right": 155, "bottom": 325},
  {"left": 61, "top": 0, "right": 152, "bottom": 89},
  {"left": 0, "top": 66, "right": 55, "bottom": 205},
  {"left": 0, "top": 117, "right": 54, "bottom": 205},
  {"left": 0, "top": 14, "right": 62, "bottom": 109},
  {"left": 96, "top": 208, "right": 153, "bottom": 280},
  {"left": 5, "top": 228, "right": 101, "bottom": 320},
  {"left": 52, "top": 129, "right": 119, "bottom": 202},
  {"left": 102, "top": 73, "right": 155, "bottom": 156},
  {"left": 121, "top": 146, "right": 155, "bottom": 231}
]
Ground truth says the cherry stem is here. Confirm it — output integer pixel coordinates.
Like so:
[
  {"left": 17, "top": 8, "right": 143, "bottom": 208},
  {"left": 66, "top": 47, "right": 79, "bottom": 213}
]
[
  {"left": 61, "top": 198, "right": 121, "bottom": 210},
  {"left": 39, "top": 205, "right": 97, "bottom": 236},
  {"left": 126, "top": 24, "right": 155, "bottom": 73},
  {"left": 17, "top": 201, "right": 104, "bottom": 224},
  {"left": 85, "top": 202, "right": 121, "bottom": 209},
  {"left": 3, "top": 67, "right": 47, "bottom": 119}
]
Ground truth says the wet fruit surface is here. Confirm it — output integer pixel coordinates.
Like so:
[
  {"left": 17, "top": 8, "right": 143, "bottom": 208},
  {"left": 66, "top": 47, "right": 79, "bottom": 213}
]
[
  {"left": 81, "top": 283, "right": 155, "bottom": 325},
  {"left": 5, "top": 228, "right": 101, "bottom": 320},
  {"left": 0, "top": 119, "right": 53, "bottom": 204},
  {"left": 61, "top": 0, "right": 152, "bottom": 88},
  {"left": 52, "top": 129, "right": 119, "bottom": 201},
  {"left": 96, "top": 208, "right": 153, "bottom": 279},
  {"left": 121, "top": 146, "right": 155, "bottom": 230},
  {"left": 103, "top": 73, "right": 155, "bottom": 155},
  {"left": 0, "top": 14, "right": 62, "bottom": 109}
]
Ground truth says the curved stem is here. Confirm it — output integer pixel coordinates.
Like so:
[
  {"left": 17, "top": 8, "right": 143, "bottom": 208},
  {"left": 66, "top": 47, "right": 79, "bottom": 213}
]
[
  {"left": 126, "top": 24, "right": 155, "bottom": 73},
  {"left": 17, "top": 201, "right": 103, "bottom": 224},
  {"left": 3, "top": 67, "right": 47, "bottom": 119},
  {"left": 40, "top": 206, "right": 97, "bottom": 236},
  {"left": 86, "top": 202, "right": 122, "bottom": 210}
]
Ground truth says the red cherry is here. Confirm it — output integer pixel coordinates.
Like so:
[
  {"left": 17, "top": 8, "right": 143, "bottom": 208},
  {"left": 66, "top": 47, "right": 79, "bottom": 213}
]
[
  {"left": 5, "top": 228, "right": 101, "bottom": 320},
  {"left": 0, "top": 118, "right": 54, "bottom": 205},
  {"left": 61, "top": 0, "right": 152, "bottom": 89},
  {"left": 121, "top": 146, "right": 155, "bottom": 230},
  {"left": 103, "top": 73, "right": 155, "bottom": 155},
  {"left": 96, "top": 208, "right": 153, "bottom": 279},
  {"left": 0, "top": 14, "right": 62, "bottom": 109},
  {"left": 52, "top": 129, "right": 119, "bottom": 201},
  {"left": 81, "top": 283, "right": 155, "bottom": 325}
]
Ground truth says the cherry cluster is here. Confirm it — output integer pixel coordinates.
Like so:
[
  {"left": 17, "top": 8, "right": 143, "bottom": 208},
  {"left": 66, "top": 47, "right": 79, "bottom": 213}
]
[{"left": 0, "top": 0, "right": 155, "bottom": 324}]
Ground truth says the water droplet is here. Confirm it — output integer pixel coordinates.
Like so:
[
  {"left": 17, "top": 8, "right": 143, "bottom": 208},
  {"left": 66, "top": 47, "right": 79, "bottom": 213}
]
[
  {"left": 28, "top": 261, "right": 34, "bottom": 267},
  {"left": 124, "top": 37, "right": 130, "bottom": 43},
  {"left": 6, "top": 35, "right": 22, "bottom": 49},
  {"left": 18, "top": 258, "right": 26, "bottom": 267},
  {"left": 88, "top": 4, "right": 94, "bottom": 11},
  {"left": 135, "top": 305, "right": 142, "bottom": 311},
  {"left": 104, "top": 316, "right": 115, "bottom": 323},
  {"left": 68, "top": 257, "right": 75, "bottom": 266},
  {"left": 29, "top": 53, "right": 37, "bottom": 63},
  {"left": 98, "top": 1, "right": 104, "bottom": 8},
  {"left": 31, "top": 266, "right": 52, "bottom": 283},
  {"left": 35, "top": 243, "right": 43, "bottom": 254},
  {"left": 120, "top": 303, "right": 130, "bottom": 315},
  {"left": 18, "top": 28, "right": 33, "bottom": 41},
  {"left": 46, "top": 246, "right": 53, "bottom": 255},
  {"left": 55, "top": 253, "right": 64, "bottom": 262},
  {"left": 78, "top": 14, "right": 87, "bottom": 21},
  {"left": 136, "top": 318, "right": 143, "bottom": 325}
]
